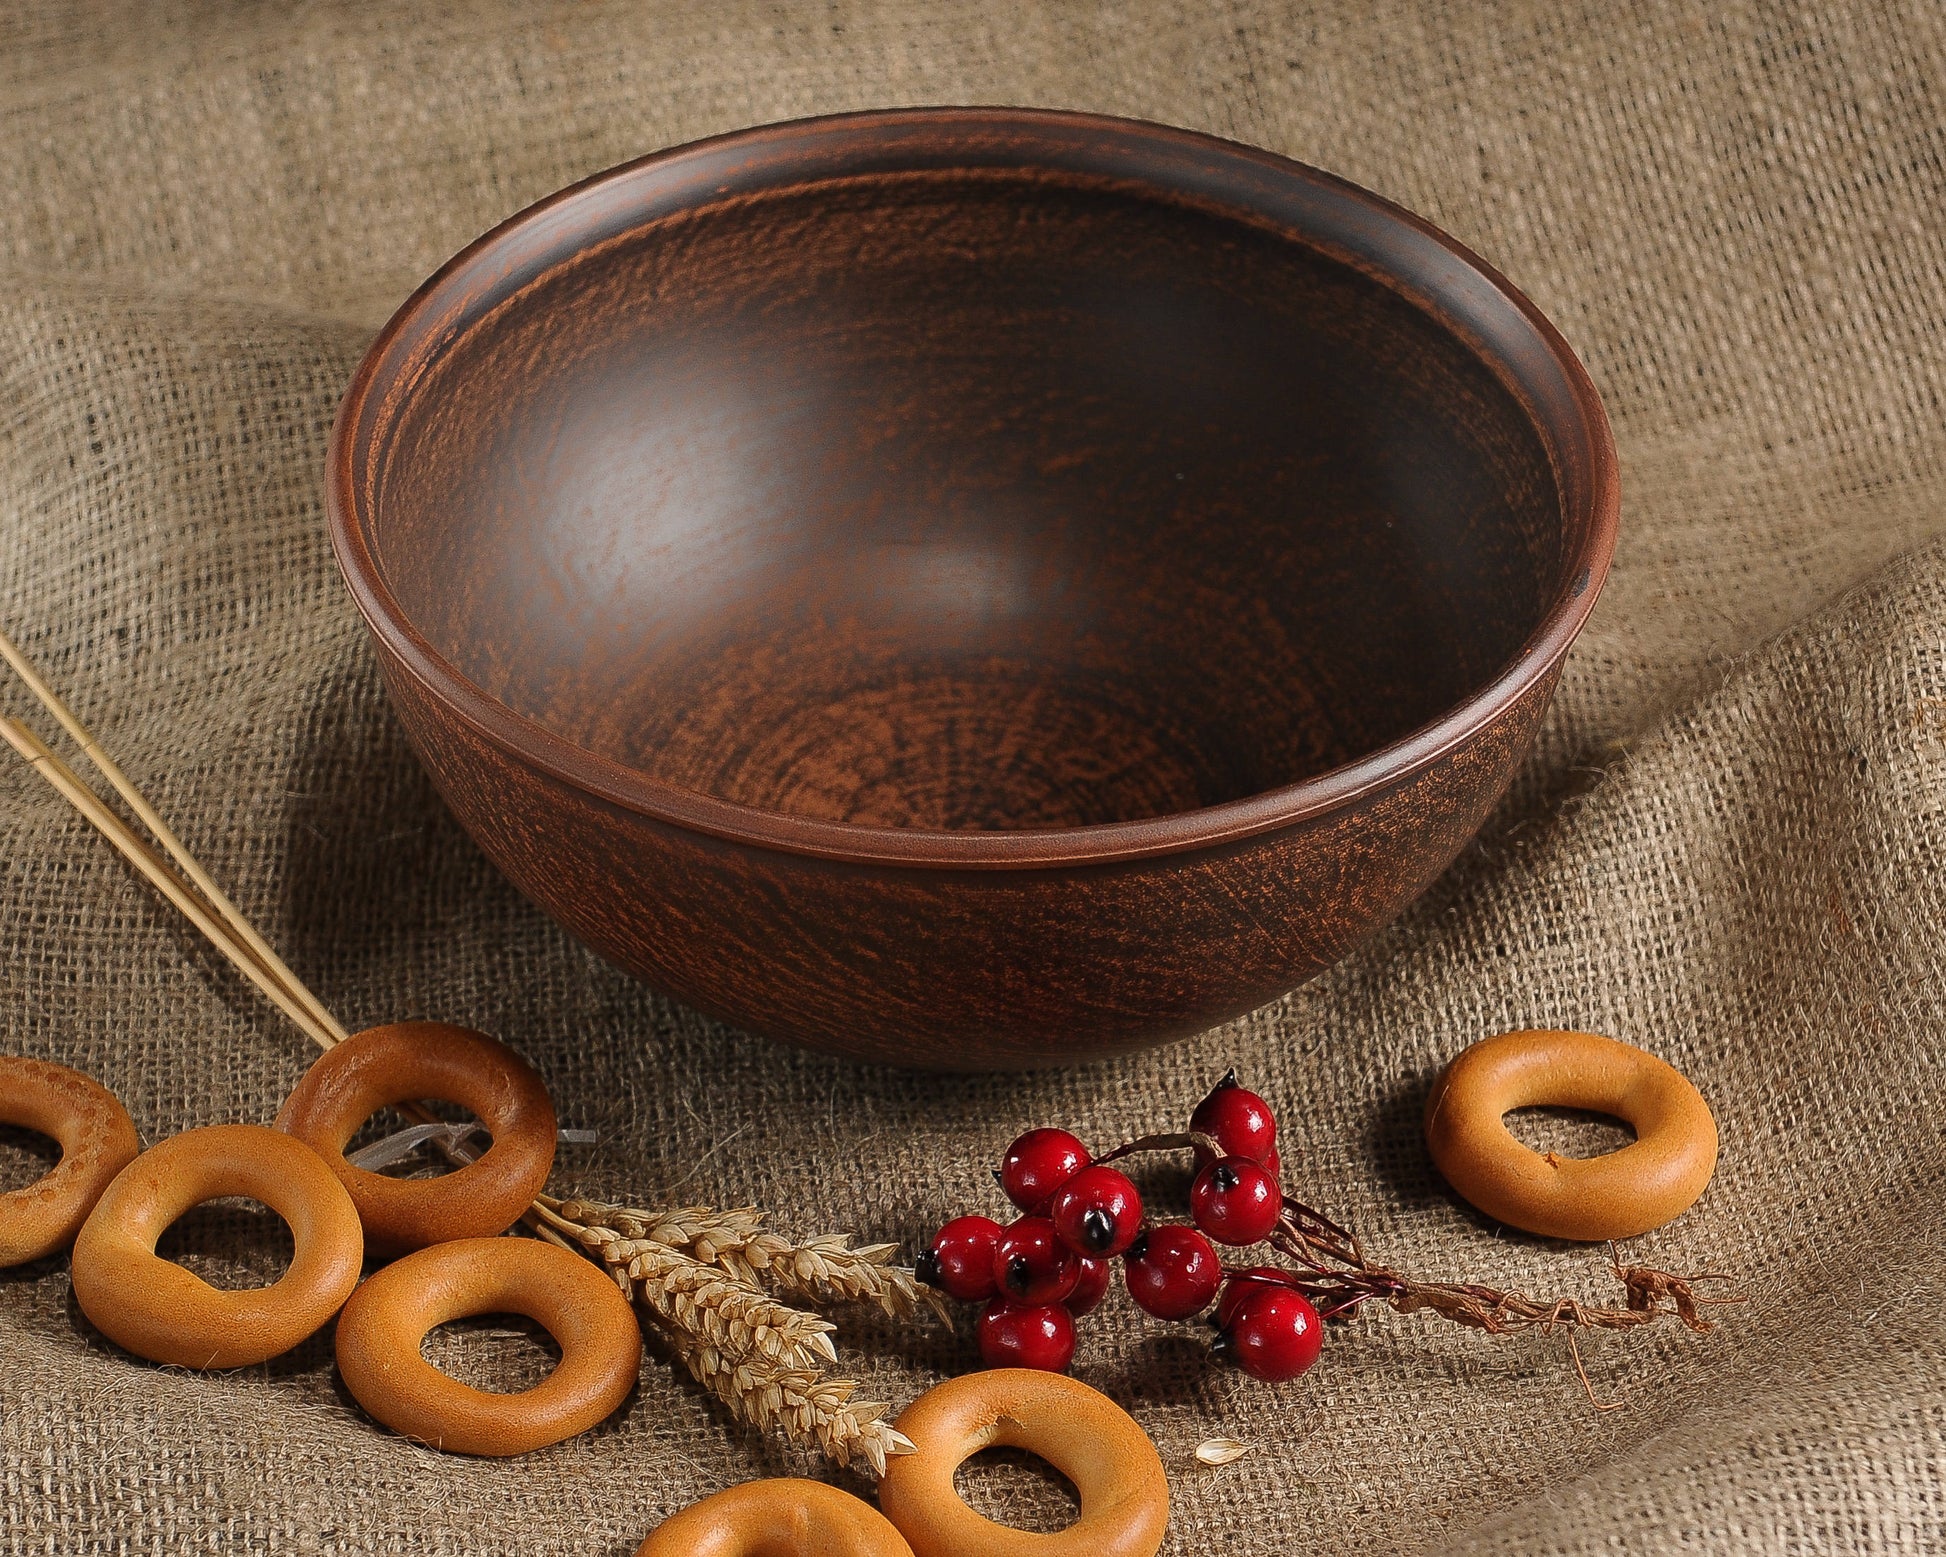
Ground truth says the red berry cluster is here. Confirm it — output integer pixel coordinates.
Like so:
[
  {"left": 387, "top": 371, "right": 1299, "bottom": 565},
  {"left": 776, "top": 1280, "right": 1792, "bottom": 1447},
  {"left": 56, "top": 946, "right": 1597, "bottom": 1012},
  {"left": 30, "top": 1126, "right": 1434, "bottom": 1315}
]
[
  {"left": 915, "top": 1072, "right": 1323, "bottom": 1384},
  {"left": 914, "top": 1126, "right": 1133, "bottom": 1374}
]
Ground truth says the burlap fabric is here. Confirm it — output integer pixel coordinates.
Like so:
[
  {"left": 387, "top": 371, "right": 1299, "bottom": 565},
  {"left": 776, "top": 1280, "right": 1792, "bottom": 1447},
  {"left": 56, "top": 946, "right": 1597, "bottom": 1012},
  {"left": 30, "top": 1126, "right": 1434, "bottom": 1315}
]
[{"left": 3, "top": 1, "right": 1944, "bottom": 1550}]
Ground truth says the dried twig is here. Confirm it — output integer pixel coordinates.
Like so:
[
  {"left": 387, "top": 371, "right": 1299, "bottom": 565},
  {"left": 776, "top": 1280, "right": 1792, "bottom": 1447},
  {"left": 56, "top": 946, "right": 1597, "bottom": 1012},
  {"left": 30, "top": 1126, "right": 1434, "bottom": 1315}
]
[{"left": 1269, "top": 1199, "right": 1741, "bottom": 1338}]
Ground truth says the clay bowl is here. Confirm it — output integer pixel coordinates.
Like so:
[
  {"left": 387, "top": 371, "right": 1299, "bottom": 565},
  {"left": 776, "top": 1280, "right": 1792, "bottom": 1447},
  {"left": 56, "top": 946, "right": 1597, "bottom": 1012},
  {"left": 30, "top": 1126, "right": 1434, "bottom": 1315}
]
[{"left": 328, "top": 108, "right": 1616, "bottom": 1070}]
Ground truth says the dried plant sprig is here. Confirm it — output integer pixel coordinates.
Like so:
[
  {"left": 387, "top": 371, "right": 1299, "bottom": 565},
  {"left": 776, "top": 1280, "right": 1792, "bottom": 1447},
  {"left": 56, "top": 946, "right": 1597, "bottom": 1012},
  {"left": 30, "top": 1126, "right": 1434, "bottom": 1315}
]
[
  {"left": 1269, "top": 1196, "right": 1742, "bottom": 1339},
  {"left": 675, "top": 1338, "right": 917, "bottom": 1476},
  {"left": 537, "top": 1198, "right": 919, "bottom": 1471},
  {"left": 749, "top": 1230, "right": 945, "bottom": 1323},
  {"left": 551, "top": 1196, "right": 949, "bottom": 1324},
  {"left": 588, "top": 1227, "right": 836, "bottom": 1367}
]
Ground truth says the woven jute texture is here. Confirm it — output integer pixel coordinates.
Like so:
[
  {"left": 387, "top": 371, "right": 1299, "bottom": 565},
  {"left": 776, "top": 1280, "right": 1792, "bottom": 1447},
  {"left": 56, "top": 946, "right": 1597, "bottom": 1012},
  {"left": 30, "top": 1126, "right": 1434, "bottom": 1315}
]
[{"left": 4, "top": 1, "right": 1945, "bottom": 1551}]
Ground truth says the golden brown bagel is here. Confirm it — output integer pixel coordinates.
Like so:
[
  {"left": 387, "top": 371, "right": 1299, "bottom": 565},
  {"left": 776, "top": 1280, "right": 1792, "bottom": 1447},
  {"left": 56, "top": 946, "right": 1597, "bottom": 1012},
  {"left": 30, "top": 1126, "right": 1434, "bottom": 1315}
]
[
  {"left": 70, "top": 1123, "right": 363, "bottom": 1367},
  {"left": 275, "top": 1021, "right": 556, "bottom": 1255},
  {"left": 0, "top": 1056, "right": 139, "bottom": 1267},
  {"left": 334, "top": 1235, "right": 641, "bottom": 1456},
  {"left": 878, "top": 1369, "right": 1168, "bottom": 1557},
  {"left": 634, "top": 1479, "right": 916, "bottom": 1556},
  {"left": 1424, "top": 1028, "right": 1718, "bottom": 1240}
]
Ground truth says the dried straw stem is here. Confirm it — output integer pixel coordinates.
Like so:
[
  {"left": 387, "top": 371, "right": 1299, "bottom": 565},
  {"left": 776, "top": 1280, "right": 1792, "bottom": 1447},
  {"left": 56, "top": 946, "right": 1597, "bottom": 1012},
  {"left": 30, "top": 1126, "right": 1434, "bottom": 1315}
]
[
  {"left": 0, "top": 714, "right": 341, "bottom": 1051},
  {"left": 548, "top": 1212, "right": 840, "bottom": 1368},
  {"left": 674, "top": 1340, "right": 915, "bottom": 1476},
  {"left": 0, "top": 627, "right": 347, "bottom": 1044}
]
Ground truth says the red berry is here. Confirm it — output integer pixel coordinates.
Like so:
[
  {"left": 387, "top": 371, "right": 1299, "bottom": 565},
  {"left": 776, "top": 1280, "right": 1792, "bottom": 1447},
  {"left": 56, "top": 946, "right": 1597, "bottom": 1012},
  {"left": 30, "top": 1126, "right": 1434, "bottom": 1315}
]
[
  {"left": 992, "top": 1216, "right": 1080, "bottom": 1305},
  {"left": 1190, "top": 1156, "right": 1281, "bottom": 1246},
  {"left": 1263, "top": 1145, "right": 1281, "bottom": 1180},
  {"left": 978, "top": 1301, "right": 1076, "bottom": 1371},
  {"left": 1190, "top": 1071, "right": 1278, "bottom": 1166},
  {"left": 1216, "top": 1266, "right": 1299, "bottom": 1329},
  {"left": 916, "top": 1215, "right": 1003, "bottom": 1302},
  {"left": 998, "top": 1128, "right": 1091, "bottom": 1212},
  {"left": 1122, "top": 1225, "right": 1222, "bottom": 1320},
  {"left": 1219, "top": 1287, "right": 1322, "bottom": 1382},
  {"left": 1048, "top": 1165, "right": 1144, "bottom": 1258},
  {"left": 1066, "top": 1256, "right": 1112, "bottom": 1317}
]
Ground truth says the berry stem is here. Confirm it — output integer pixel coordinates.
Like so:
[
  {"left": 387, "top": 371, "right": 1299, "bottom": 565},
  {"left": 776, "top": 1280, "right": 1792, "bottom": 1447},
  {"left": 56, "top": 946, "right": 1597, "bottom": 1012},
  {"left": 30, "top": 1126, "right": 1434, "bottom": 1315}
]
[
  {"left": 1268, "top": 1193, "right": 1743, "bottom": 1340},
  {"left": 1092, "top": 1129, "right": 1221, "bottom": 1166}
]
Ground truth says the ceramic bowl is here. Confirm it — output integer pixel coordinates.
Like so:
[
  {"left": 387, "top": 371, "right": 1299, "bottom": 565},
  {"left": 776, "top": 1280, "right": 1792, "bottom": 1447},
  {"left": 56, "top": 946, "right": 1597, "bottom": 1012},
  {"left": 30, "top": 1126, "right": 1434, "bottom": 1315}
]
[{"left": 328, "top": 108, "right": 1617, "bottom": 1069}]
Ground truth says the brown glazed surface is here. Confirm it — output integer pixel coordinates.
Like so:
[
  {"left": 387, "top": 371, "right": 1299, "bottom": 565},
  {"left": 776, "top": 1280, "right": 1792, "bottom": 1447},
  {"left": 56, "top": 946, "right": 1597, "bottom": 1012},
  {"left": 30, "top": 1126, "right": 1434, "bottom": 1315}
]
[
  {"left": 879, "top": 1368, "right": 1169, "bottom": 1557},
  {"left": 632, "top": 1480, "right": 915, "bottom": 1557},
  {"left": 328, "top": 108, "right": 1618, "bottom": 1069}
]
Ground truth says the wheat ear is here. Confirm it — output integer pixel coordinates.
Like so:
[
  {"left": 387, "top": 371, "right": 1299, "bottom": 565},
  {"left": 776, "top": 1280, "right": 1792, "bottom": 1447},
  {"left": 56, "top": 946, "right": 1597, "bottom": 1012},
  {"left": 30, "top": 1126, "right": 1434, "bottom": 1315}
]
[
  {"left": 553, "top": 1198, "right": 950, "bottom": 1324},
  {"left": 537, "top": 1198, "right": 916, "bottom": 1471}
]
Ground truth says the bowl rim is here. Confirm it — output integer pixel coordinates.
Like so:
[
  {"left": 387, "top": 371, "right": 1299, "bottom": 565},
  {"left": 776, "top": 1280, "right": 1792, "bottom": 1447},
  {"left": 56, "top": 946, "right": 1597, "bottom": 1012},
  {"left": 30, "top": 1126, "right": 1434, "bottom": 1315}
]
[{"left": 328, "top": 105, "right": 1618, "bottom": 871}]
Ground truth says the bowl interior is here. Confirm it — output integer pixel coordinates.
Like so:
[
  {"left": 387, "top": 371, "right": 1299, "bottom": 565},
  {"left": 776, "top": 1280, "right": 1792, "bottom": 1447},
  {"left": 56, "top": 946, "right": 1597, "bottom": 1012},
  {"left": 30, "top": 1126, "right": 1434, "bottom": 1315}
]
[{"left": 372, "top": 163, "right": 1565, "bottom": 832}]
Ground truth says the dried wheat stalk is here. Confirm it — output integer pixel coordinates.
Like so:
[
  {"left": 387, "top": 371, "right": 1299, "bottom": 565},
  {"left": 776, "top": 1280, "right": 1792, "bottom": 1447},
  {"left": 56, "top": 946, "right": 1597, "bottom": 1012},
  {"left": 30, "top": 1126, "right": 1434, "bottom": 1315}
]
[
  {"left": 676, "top": 1339, "right": 913, "bottom": 1476},
  {"left": 551, "top": 1196, "right": 949, "bottom": 1324},
  {"left": 549, "top": 1214, "right": 838, "bottom": 1366},
  {"left": 536, "top": 1197, "right": 918, "bottom": 1471}
]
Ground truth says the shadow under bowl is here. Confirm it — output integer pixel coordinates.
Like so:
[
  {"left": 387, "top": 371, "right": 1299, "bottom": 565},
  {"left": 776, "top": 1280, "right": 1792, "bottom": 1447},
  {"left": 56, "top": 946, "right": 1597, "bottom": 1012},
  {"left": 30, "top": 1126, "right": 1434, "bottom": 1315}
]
[{"left": 328, "top": 108, "right": 1617, "bottom": 1070}]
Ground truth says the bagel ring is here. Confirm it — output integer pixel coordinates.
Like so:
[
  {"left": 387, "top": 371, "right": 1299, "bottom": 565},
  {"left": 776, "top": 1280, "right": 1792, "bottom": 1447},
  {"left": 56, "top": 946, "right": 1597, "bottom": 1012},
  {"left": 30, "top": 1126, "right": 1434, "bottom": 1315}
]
[
  {"left": 0, "top": 1056, "right": 140, "bottom": 1267},
  {"left": 878, "top": 1369, "right": 1168, "bottom": 1557},
  {"left": 634, "top": 1479, "right": 915, "bottom": 1556},
  {"left": 334, "top": 1235, "right": 642, "bottom": 1456},
  {"left": 1424, "top": 1028, "right": 1718, "bottom": 1241},
  {"left": 276, "top": 1021, "right": 557, "bottom": 1254},
  {"left": 70, "top": 1123, "right": 363, "bottom": 1368}
]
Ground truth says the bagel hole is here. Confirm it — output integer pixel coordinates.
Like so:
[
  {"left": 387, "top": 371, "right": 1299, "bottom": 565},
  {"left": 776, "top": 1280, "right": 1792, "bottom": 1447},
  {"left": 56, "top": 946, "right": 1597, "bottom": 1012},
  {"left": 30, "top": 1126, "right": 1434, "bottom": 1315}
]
[
  {"left": 155, "top": 1198, "right": 297, "bottom": 1290},
  {"left": 953, "top": 1447, "right": 1081, "bottom": 1533},
  {"left": 421, "top": 1313, "right": 561, "bottom": 1393},
  {"left": 0, "top": 1123, "right": 62, "bottom": 1191},
  {"left": 1503, "top": 1106, "right": 1636, "bottom": 1159},
  {"left": 344, "top": 1101, "right": 491, "bottom": 1179}
]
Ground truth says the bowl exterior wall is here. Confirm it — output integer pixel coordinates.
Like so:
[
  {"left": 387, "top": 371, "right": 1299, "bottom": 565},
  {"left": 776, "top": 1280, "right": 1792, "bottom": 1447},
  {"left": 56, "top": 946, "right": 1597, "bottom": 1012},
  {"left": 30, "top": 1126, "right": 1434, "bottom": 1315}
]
[{"left": 374, "top": 641, "right": 1558, "bottom": 1069}]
